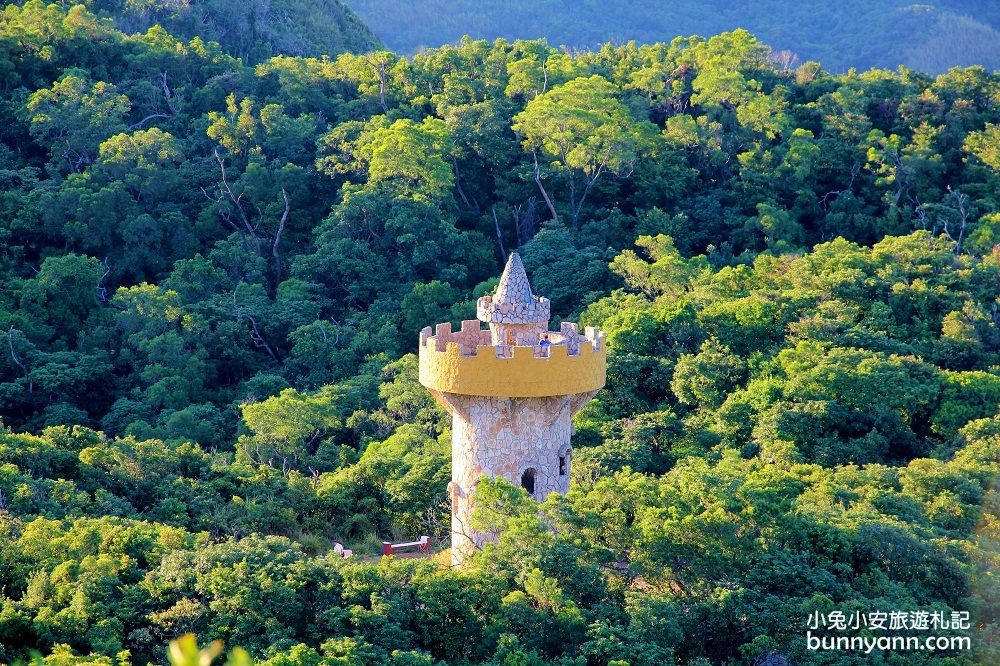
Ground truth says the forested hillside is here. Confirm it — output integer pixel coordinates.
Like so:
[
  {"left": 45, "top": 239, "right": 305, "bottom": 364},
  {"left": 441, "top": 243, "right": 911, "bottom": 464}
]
[
  {"left": 2, "top": 2, "right": 1000, "bottom": 665},
  {"left": 345, "top": 0, "right": 1000, "bottom": 74},
  {"left": 20, "top": 0, "right": 380, "bottom": 62}
]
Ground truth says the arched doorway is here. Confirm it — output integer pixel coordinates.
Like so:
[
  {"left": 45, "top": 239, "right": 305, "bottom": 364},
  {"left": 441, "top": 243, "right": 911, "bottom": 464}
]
[{"left": 520, "top": 467, "right": 536, "bottom": 495}]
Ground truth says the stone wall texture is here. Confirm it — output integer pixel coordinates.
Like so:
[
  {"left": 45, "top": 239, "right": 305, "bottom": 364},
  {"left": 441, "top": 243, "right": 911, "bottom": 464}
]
[{"left": 437, "top": 391, "right": 596, "bottom": 564}]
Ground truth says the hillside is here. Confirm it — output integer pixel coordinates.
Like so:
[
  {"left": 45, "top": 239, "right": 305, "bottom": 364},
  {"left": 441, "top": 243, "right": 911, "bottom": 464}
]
[
  {"left": 40, "top": 0, "right": 381, "bottom": 62},
  {"left": 345, "top": 0, "right": 1000, "bottom": 73}
]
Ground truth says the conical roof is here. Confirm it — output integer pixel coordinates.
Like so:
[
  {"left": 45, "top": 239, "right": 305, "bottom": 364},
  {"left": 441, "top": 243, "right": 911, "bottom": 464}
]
[
  {"left": 476, "top": 252, "right": 550, "bottom": 325},
  {"left": 494, "top": 253, "right": 533, "bottom": 305}
]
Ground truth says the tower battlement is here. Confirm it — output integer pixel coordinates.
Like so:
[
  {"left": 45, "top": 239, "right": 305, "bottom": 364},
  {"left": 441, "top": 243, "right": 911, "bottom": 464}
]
[
  {"left": 417, "top": 252, "right": 606, "bottom": 565},
  {"left": 418, "top": 320, "right": 606, "bottom": 398}
]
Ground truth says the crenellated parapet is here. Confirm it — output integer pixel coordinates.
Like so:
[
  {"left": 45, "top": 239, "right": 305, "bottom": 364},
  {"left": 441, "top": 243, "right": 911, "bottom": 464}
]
[{"left": 418, "top": 319, "right": 606, "bottom": 398}]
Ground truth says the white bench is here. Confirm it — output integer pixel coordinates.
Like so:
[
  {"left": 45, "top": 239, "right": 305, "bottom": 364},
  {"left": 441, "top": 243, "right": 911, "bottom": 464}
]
[{"left": 382, "top": 535, "right": 431, "bottom": 555}]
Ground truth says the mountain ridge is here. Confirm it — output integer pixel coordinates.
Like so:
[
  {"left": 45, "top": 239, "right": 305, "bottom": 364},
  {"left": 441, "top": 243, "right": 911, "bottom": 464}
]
[{"left": 345, "top": 0, "right": 1000, "bottom": 73}]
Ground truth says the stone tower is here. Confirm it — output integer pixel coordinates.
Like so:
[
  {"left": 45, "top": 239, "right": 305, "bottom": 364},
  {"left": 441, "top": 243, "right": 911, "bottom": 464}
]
[{"left": 418, "top": 253, "right": 606, "bottom": 564}]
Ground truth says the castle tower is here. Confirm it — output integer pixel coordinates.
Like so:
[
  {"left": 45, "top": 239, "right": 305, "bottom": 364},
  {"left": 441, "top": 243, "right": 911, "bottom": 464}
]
[{"left": 418, "top": 253, "right": 606, "bottom": 565}]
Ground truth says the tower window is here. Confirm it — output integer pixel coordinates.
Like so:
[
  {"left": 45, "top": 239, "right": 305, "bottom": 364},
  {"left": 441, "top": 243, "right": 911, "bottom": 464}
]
[
  {"left": 521, "top": 468, "right": 536, "bottom": 495},
  {"left": 559, "top": 455, "right": 566, "bottom": 476}
]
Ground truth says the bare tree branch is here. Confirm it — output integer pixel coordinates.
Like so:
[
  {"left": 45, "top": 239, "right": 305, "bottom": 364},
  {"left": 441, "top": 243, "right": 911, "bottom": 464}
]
[
  {"left": 511, "top": 196, "right": 540, "bottom": 246},
  {"left": 213, "top": 148, "right": 262, "bottom": 252},
  {"left": 452, "top": 156, "right": 478, "bottom": 211},
  {"left": 7, "top": 326, "right": 32, "bottom": 393},
  {"left": 532, "top": 150, "right": 559, "bottom": 222},
  {"left": 272, "top": 188, "right": 290, "bottom": 287},
  {"left": 128, "top": 113, "right": 172, "bottom": 131},
  {"left": 233, "top": 298, "right": 281, "bottom": 362},
  {"left": 946, "top": 185, "right": 971, "bottom": 254},
  {"left": 367, "top": 54, "right": 391, "bottom": 114},
  {"left": 96, "top": 257, "right": 111, "bottom": 303},
  {"left": 492, "top": 206, "right": 507, "bottom": 258},
  {"left": 161, "top": 71, "right": 180, "bottom": 115}
]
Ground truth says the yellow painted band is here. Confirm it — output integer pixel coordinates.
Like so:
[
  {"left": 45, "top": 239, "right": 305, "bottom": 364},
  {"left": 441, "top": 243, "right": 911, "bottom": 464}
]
[{"left": 419, "top": 341, "right": 606, "bottom": 397}]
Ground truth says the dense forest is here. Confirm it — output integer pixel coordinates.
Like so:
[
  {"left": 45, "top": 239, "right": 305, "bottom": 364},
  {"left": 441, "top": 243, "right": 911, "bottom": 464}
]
[
  {"left": 66, "top": 0, "right": 380, "bottom": 63},
  {"left": 1, "top": 2, "right": 1000, "bottom": 665},
  {"left": 344, "top": 0, "right": 1000, "bottom": 74}
]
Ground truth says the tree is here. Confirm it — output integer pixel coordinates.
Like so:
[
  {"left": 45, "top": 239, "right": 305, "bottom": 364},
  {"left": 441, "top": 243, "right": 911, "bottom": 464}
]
[
  {"left": 608, "top": 234, "right": 705, "bottom": 298},
  {"left": 239, "top": 388, "right": 342, "bottom": 473},
  {"left": 965, "top": 123, "right": 1000, "bottom": 172},
  {"left": 513, "top": 75, "right": 657, "bottom": 228},
  {"left": 319, "top": 116, "right": 455, "bottom": 203},
  {"left": 26, "top": 71, "right": 130, "bottom": 173},
  {"left": 15, "top": 254, "right": 105, "bottom": 345},
  {"left": 671, "top": 338, "right": 745, "bottom": 408}
]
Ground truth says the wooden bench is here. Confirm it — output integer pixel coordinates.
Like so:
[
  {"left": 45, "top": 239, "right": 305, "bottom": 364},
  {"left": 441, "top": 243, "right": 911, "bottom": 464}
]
[{"left": 382, "top": 535, "right": 431, "bottom": 555}]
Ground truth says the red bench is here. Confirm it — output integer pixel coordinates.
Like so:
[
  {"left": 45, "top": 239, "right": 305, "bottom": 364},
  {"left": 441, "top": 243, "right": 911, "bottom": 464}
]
[{"left": 382, "top": 535, "right": 431, "bottom": 555}]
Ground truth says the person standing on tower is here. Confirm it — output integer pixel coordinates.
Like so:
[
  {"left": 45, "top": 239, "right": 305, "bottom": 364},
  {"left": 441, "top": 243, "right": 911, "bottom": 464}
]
[{"left": 538, "top": 333, "right": 551, "bottom": 356}]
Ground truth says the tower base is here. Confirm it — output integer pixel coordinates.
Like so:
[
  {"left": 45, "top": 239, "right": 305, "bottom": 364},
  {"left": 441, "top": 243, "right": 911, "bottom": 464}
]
[{"left": 431, "top": 391, "right": 595, "bottom": 565}]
